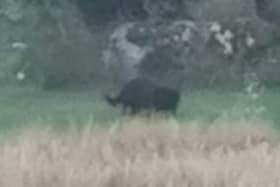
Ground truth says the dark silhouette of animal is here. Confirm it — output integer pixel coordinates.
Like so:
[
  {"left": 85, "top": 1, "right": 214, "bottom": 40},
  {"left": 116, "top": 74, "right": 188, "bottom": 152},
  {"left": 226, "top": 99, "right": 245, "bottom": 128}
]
[
  {"left": 255, "top": 0, "right": 280, "bottom": 25},
  {"left": 105, "top": 77, "right": 180, "bottom": 115},
  {"left": 105, "top": 77, "right": 156, "bottom": 114},
  {"left": 153, "top": 87, "right": 180, "bottom": 114}
]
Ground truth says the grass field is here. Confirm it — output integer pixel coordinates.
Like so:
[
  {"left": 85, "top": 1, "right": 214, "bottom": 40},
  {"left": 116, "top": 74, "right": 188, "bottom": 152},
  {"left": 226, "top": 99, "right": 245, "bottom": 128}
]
[
  {"left": 0, "top": 86, "right": 280, "bottom": 186},
  {"left": 0, "top": 85, "right": 279, "bottom": 132},
  {"left": 0, "top": 118, "right": 279, "bottom": 186}
]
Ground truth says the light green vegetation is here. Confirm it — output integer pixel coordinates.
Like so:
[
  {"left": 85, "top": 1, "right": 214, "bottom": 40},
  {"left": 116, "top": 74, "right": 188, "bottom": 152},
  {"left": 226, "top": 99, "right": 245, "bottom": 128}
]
[
  {"left": 0, "top": 86, "right": 119, "bottom": 132},
  {"left": 0, "top": 86, "right": 279, "bottom": 133}
]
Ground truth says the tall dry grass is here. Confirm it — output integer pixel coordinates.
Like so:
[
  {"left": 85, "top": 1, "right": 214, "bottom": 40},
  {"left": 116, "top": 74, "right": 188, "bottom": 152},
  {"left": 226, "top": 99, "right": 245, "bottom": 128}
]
[{"left": 0, "top": 118, "right": 279, "bottom": 187}]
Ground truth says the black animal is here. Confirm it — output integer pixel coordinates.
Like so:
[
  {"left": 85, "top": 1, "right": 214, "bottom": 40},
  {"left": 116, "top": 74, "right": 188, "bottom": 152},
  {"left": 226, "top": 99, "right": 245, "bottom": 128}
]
[
  {"left": 105, "top": 77, "right": 180, "bottom": 115},
  {"left": 153, "top": 87, "right": 180, "bottom": 114},
  {"left": 105, "top": 77, "right": 156, "bottom": 114},
  {"left": 255, "top": 0, "right": 280, "bottom": 25}
]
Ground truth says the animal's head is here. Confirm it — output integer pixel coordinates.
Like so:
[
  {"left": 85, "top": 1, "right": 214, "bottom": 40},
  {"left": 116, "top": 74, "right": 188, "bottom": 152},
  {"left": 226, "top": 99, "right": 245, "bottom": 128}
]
[{"left": 104, "top": 95, "right": 119, "bottom": 106}]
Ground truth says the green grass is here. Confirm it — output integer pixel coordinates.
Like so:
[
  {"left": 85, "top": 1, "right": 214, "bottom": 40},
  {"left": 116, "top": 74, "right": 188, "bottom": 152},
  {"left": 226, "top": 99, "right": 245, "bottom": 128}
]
[
  {"left": 0, "top": 85, "right": 280, "bottom": 132},
  {"left": 178, "top": 88, "right": 280, "bottom": 125},
  {"left": 0, "top": 86, "right": 120, "bottom": 132}
]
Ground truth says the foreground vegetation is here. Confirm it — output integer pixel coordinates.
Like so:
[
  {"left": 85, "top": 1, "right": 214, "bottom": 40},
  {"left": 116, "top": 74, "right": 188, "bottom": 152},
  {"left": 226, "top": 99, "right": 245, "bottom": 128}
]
[
  {"left": 0, "top": 118, "right": 278, "bottom": 186},
  {"left": 0, "top": 86, "right": 279, "bottom": 186}
]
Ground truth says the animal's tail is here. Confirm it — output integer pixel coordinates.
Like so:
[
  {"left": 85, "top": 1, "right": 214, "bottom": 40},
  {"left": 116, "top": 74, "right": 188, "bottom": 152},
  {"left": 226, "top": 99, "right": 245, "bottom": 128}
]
[{"left": 104, "top": 95, "right": 119, "bottom": 106}]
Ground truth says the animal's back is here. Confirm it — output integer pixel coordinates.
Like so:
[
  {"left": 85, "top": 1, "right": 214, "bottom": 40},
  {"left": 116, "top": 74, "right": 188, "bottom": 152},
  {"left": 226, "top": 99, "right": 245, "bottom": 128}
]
[
  {"left": 117, "top": 77, "right": 157, "bottom": 109},
  {"left": 153, "top": 87, "right": 180, "bottom": 113}
]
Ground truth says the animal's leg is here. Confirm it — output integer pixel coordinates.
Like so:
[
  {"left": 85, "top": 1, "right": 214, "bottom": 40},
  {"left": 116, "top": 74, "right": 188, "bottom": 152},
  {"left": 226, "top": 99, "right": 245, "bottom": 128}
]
[
  {"left": 171, "top": 108, "right": 177, "bottom": 116},
  {"left": 130, "top": 107, "right": 140, "bottom": 115},
  {"left": 105, "top": 95, "right": 119, "bottom": 106},
  {"left": 122, "top": 106, "right": 131, "bottom": 115}
]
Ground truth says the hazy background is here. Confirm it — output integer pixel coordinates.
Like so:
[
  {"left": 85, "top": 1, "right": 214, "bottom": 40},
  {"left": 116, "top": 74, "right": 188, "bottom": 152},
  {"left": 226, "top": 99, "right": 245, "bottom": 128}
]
[
  {"left": 1, "top": 1, "right": 280, "bottom": 186},
  {"left": 0, "top": 0, "right": 279, "bottom": 90}
]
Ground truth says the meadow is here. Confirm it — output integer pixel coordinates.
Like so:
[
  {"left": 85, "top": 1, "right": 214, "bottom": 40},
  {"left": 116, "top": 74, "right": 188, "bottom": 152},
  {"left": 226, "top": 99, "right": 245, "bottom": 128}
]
[
  {"left": 0, "top": 86, "right": 280, "bottom": 186},
  {"left": 0, "top": 85, "right": 279, "bottom": 131}
]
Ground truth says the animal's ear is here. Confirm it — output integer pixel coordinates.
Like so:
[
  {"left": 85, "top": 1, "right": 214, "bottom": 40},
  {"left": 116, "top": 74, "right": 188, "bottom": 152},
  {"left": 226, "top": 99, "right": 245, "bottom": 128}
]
[
  {"left": 104, "top": 95, "right": 111, "bottom": 101},
  {"left": 104, "top": 95, "right": 112, "bottom": 105}
]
